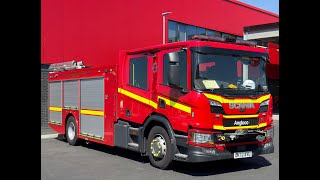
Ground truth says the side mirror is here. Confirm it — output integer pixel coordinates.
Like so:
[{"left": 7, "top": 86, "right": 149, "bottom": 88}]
[
  {"left": 261, "top": 56, "right": 270, "bottom": 64},
  {"left": 168, "top": 52, "right": 180, "bottom": 87}
]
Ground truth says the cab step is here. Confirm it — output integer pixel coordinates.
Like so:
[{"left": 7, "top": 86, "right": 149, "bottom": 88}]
[
  {"left": 128, "top": 142, "right": 139, "bottom": 149},
  {"left": 129, "top": 127, "right": 139, "bottom": 136},
  {"left": 174, "top": 153, "right": 188, "bottom": 160}
]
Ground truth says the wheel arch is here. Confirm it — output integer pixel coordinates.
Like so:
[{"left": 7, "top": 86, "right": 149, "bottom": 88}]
[
  {"left": 143, "top": 113, "right": 174, "bottom": 139},
  {"left": 142, "top": 113, "right": 177, "bottom": 154}
]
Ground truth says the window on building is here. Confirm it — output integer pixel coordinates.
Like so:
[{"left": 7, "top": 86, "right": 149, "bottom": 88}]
[
  {"left": 129, "top": 57, "right": 148, "bottom": 90},
  {"left": 168, "top": 21, "right": 178, "bottom": 43},
  {"left": 187, "top": 25, "right": 197, "bottom": 40},
  {"left": 222, "top": 33, "right": 236, "bottom": 39},
  {"left": 197, "top": 27, "right": 206, "bottom": 35},
  {"left": 163, "top": 51, "right": 187, "bottom": 89},
  {"left": 167, "top": 20, "right": 236, "bottom": 43},
  {"left": 249, "top": 40, "right": 258, "bottom": 45},
  {"left": 214, "top": 31, "right": 222, "bottom": 37},
  {"left": 206, "top": 29, "right": 222, "bottom": 37},
  {"left": 206, "top": 29, "right": 215, "bottom": 36},
  {"left": 236, "top": 36, "right": 244, "bottom": 41},
  {"left": 256, "top": 39, "right": 268, "bottom": 47},
  {"left": 178, "top": 23, "right": 187, "bottom": 41}
]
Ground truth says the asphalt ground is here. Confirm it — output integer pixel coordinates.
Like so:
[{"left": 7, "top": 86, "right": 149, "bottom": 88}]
[{"left": 41, "top": 121, "right": 279, "bottom": 180}]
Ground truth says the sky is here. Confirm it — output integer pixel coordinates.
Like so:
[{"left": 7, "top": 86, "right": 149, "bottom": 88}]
[{"left": 239, "top": 0, "right": 279, "bottom": 15}]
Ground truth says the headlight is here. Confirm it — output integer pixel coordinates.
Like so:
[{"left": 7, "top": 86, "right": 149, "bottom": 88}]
[
  {"left": 190, "top": 132, "right": 214, "bottom": 144},
  {"left": 209, "top": 100, "right": 222, "bottom": 107},
  {"left": 260, "top": 99, "right": 269, "bottom": 107},
  {"left": 188, "top": 129, "right": 216, "bottom": 146}
]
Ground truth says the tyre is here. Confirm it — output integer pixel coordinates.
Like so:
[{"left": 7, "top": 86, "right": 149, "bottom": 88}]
[
  {"left": 147, "top": 126, "right": 173, "bottom": 169},
  {"left": 66, "top": 116, "right": 79, "bottom": 146}
]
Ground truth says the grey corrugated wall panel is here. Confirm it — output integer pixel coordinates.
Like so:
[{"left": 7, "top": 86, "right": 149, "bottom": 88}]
[
  {"left": 41, "top": 69, "right": 49, "bottom": 131},
  {"left": 63, "top": 80, "right": 78, "bottom": 108},
  {"left": 80, "top": 78, "right": 104, "bottom": 110},
  {"left": 49, "top": 111, "right": 62, "bottom": 124},
  {"left": 80, "top": 115, "right": 104, "bottom": 138},
  {"left": 49, "top": 81, "right": 61, "bottom": 107}
]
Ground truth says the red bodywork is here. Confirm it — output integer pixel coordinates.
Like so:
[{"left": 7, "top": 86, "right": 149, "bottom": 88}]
[
  {"left": 266, "top": 42, "right": 279, "bottom": 111},
  {"left": 267, "top": 42, "right": 279, "bottom": 79},
  {"left": 41, "top": 0, "right": 278, "bottom": 67},
  {"left": 49, "top": 40, "right": 273, "bottom": 147}
]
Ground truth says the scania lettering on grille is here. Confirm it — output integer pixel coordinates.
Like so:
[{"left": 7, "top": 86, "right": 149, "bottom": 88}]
[
  {"left": 229, "top": 103, "right": 254, "bottom": 109},
  {"left": 234, "top": 120, "right": 250, "bottom": 126}
]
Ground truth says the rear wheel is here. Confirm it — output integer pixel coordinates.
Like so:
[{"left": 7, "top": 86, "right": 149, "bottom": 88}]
[
  {"left": 147, "top": 126, "right": 173, "bottom": 169},
  {"left": 66, "top": 116, "right": 79, "bottom": 146}
]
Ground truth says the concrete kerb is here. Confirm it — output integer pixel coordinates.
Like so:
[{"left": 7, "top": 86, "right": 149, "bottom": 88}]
[{"left": 41, "top": 134, "right": 58, "bottom": 139}]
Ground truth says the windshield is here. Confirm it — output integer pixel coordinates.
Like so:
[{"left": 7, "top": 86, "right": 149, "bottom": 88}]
[{"left": 192, "top": 47, "right": 268, "bottom": 93}]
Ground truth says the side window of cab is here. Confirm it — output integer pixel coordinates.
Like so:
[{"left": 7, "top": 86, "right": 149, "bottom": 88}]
[
  {"left": 129, "top": 56, "right": 148, "bottom": 90},
  {"left": 163, "top": 51, "right": 187, "bottom": 89}
]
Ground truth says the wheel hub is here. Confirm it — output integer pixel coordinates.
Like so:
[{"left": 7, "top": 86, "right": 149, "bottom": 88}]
[
  {"left": 68, "top": 122, "right": 75, "bottom": 140},
  {"left": 150, "top": 135, "right": 166, "bottom": 158}
]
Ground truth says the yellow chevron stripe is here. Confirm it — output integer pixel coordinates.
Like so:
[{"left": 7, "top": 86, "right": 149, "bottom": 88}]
[
  {"left": 117, "top": 88, "right": 191, "bottom": 113},
  {"left": 223, "top": 114, "right": 259, "bottom": 119},
  {"left": 80, "top": 133, "right": 103, "bottom": 140},
  {"left": 149, "top": 101, "right": 158, "bottom": 109},
  {"left": 204, "top": 93, "right": 270, "bottom": 104},
  {"left": 213, "top": 122, "right": 267, "bottom": 130},
  {"left": 48, "top": 121, "right": 61, "bottom": 125},
  {"left": 158, "top": 96, "right": 191, "bottom": 114},
  {"left": 49, "top": 106, "right": 62, "bottom": 112},
  {"left": 118, "top": 88, "right": 158, "bottom": 109},
  {"left": 80, "top": 109, "right": 104, "bottom": 116}
]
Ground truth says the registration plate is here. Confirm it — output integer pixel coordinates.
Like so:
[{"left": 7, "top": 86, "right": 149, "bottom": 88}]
[{"left": 234, "top": 151, "right": 252, "bottom": 159}]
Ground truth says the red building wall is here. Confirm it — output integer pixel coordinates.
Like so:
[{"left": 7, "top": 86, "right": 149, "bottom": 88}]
[{"left": 41, "top": 0, "right": 278, "bottom": 66}]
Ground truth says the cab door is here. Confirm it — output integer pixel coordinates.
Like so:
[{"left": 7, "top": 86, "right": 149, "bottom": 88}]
[
  {"left": 156, "top": 48, "right": 193, "bottom": 132},
  {"left": 118, "top": 54, "right": 154, "bottom": 124}
]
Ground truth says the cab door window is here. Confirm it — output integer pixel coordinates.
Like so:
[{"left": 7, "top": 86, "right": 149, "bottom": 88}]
[
  {"left": 163, "top": 51, "right": 187, "bottom": 89},
  {"left": 129, "top": 56, "right": 148, "bottom": 90}
]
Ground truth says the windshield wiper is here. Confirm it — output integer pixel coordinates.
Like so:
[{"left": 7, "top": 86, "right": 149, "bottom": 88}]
[
  {"left": 197, "top": 88, "right": 214, "bottom": 92},
  {"left": 197, "top": 88, "right": 235, "bottom": 92}
]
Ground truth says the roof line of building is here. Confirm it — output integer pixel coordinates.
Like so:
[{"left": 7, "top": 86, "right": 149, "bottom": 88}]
[
  {"left": 225, "top": 0, "right": 279, "bottom": 18},
  {"left": 244, "top": 22, "right": 279, "bottom": 31},
  {"left": 125, "top": 40, "right": 267, "bottom": 55}
]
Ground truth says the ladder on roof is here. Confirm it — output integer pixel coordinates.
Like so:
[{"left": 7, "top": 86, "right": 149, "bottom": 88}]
[{"left": 48, "top": 60, "right": 86, "bottom": 72}]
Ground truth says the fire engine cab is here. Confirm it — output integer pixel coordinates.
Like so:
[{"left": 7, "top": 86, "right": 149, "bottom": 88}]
[{"left": 48, "top": 35, "right": 274, "bottom": 169}]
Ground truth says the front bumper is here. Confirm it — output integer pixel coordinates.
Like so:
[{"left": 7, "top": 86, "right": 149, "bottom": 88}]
[{"left": 177, "top": 141, "right": 274, "bottom": 163}]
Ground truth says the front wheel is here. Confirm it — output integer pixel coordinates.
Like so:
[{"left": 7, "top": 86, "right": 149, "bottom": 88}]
[
  {"left": 147, "top": 126, "right": 173, "bottom": 169},
  {"left": 66, "top": 116, "right": 79, "bottom": 146}
]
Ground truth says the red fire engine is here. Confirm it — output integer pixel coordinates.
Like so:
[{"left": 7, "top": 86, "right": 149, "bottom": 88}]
[{"left": 48, "top": 35, "right": 274, "bottom": 169}]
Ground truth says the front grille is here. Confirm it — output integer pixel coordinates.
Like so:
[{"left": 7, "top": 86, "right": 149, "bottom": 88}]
[
  {"left": 222, "top": 118, "right": 259, "bottom": 127},
  {"left": 210, "top": 106, "right": 225, "bottom": 114},
  {"left": 225, "top": 134, "right": 258, "bottom": 143}
]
